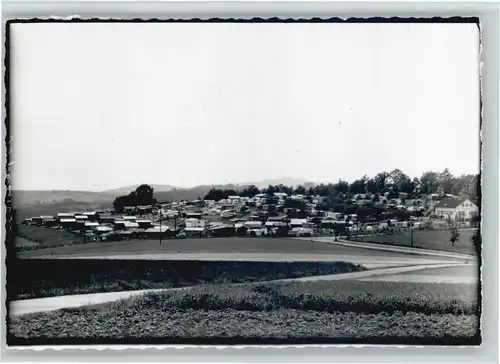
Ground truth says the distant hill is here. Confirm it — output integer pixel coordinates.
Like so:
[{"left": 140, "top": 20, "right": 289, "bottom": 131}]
[
  {"left": 101, "top": 184, "right": 177, "bottom": 196},
  {"left": 237, "top": 178, "right": 313, "bottom": 190},
  {"left": 11, "top": 178, "right": 317, "bottom": 214},
  {"left": 11, "top": 190, "right": 114, "bottom": 208},
  {"left": 155, "top": 184, "right": 241, "bottom": 203}
]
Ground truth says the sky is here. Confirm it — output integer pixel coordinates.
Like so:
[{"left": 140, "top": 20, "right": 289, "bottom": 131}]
[{"left": 10, "top": 22, "right": 481, "bottom": 191}]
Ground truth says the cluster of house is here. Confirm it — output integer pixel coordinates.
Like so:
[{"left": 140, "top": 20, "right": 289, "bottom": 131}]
[
  {"left": 21, "top": 210, "right": 323, "bottom": 241},
  {"left": 21, "top": 192, "right": 479, "bottom": 242}
]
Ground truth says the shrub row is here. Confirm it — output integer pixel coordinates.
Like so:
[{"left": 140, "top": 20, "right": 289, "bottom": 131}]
[{"left": 10, "top": 260, "right": 364, "bottom": 300}]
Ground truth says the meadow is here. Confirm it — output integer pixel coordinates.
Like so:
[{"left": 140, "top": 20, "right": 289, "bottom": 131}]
[
  {"left": 349, "top": 229, "right": 476, "bottom": 255},
  {"left": 15, "top": 225, "right": 78, "bottom": 251},
  {"left": 8, "top": 280, "right": 480, "bottom": 345}
]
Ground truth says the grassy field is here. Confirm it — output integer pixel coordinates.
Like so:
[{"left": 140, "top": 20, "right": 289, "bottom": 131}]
[
  {"left": 17, "top": 236, "right": 417, "bottom": 259},
  {"left": 9, "top": 259, "right": 364, "bottom": 300},
  {"left": 14, "top": 201, "right": 111, "bottom": 221},
  {"left": 8, "top": 280, "right": 479, "bottom": 345},
  {"left": 14, "top": 225, "right": 78, "bottom": 251},
  {"left": 350, "top": 229, "right": 476, "bottom": 255}
]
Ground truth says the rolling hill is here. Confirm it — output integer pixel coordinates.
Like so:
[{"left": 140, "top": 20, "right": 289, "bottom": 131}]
[
  {"left": 237, "top": 178, "right": 312, "bottom": 190},
  {"left": 101, "top": 184, "right": 177, "bottom": 196},
  {"left": 10, "top": 178, "right": 318, "bottom": 218},
  {"left": 11, "top": 190, "right": 114, "bottom": 208}
]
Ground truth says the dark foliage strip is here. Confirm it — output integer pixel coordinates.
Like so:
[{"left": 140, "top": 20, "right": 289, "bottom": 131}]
[{"left": 10, "top": 260, "right": 363, "bottom": 300}]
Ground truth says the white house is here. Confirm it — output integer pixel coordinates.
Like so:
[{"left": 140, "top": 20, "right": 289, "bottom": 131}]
[
  {"left": 228, "top": 196, "right": 242, "bottom": 205},
  {"left": 184, "top": 218, "right": 206, "bottom": 228},
  {"left": 434, "top": 198, "right": 479, "bottom": 220},
  {"left": 220, "top": 210, "right": 236, "bottom": 218},
  {"left": 325, "top": 212, "right": 342, "bottom": 220}
]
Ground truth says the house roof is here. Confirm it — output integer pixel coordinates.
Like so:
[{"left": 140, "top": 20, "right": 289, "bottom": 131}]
[
  {"left": 290, "top": 219, "right": 308, "bottom": 225},
  {"left": 274, "top": 192, "right": 288, "bottom": 197},
  {"left": 209, "top": 224, "right": 233, "bottom": 230},
  {"left": 435, "top": 198, "right": 470, "bottom": 209},
  {"left": 123, "top": 222, "right": 139, "bottom": 228},
  {"left": 184, "top": 227, "right": 206, "bottom": 232},
  {"left": 95, "top": 226, "right": 113, "bottom": 232},
  {"left": 146, "top": 226, "right": 171, "bottom": 232},
  {"left": 244, "top": 221, "right": 263, "bottom": 228}
]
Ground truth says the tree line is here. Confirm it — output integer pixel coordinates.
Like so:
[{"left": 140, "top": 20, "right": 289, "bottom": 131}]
[{"left": 203, "top": 169, "right": 479, "bottom": 203}]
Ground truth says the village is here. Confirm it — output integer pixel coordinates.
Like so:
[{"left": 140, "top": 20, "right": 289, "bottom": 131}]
[{"left": 20, "top": 188, "right": 479, "bottom": 243}]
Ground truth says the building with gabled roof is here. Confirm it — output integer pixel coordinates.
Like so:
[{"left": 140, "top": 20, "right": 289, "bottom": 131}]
[{"left": 434, "top": 197, "right": 478, "bottom": 221}]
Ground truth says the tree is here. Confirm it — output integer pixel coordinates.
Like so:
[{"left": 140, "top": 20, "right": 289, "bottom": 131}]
[
  {"left": 366, "top": 178, "right": 378, "bottom": 194},
  {"left": 276, "top": 184, "right": 293, "bottom": 196},
  {"left": 410, "top": 178, "right": 421, "bottom": 197},
  {"left": 133, "top": 184, "right": 156, "bottom": 205},
  {"left": 349, "top": 178, "right": 366, "bottom": 195},
  {"left": 438, "top": 168, "right": 456, "bottom": 195},
  {"left": 469, "top": 174, "right": 480, "bottom": 201},
  {"left": 113, "top": 195, "right": 127, "bottom": 213},
  {"left": 204, "top": 188, "right": 226, "bottom": 202},
  {"left": 387, "top": 169, "right": 412, "bottom": 195},
  {"left": 450, "top": 227, "right": 460, "bottom": 247},
  {"left": 419, "top": 171, "right": 440, "bottom": 195},
  {"left": 294, "top": 185, "right": 306, "bottom": 195},
  {"left": 265, "top": 185, "right": 278, "bottom": 196},
  {"left": 334, "top": 180, "right": 350, "bottom": 195},
  {"left": 224, "top": 189, "right": 237, "bottom": 197},
  {"left": 240, "top": 185, "right": 260, "bottom": 198},
  {"left": 374, "top": 172, "right": 390, "bottom": 194},
  {"left": 113, "top": 184, "right": 157, "bottom": 213}
]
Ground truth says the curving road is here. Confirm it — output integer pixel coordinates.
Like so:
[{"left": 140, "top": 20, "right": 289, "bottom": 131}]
[
  {"left": 11, "top": 237, "right": 478, "bottom": 316},
  {"left": 10, "top": 262, "right": 477, "bottom": 317}
]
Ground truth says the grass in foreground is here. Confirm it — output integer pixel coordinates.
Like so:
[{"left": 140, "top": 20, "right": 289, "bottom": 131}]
[{"left": 9, "top": 280, "right": 479, "bottom": 344}]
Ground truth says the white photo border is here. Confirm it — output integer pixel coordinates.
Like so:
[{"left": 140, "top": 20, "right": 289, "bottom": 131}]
[{"left": 1, "top": 2, "right": 498, "bottom": 363}]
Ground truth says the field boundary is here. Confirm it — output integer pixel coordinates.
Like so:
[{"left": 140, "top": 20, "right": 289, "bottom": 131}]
[
  {"left": 294, "top": 237, "right": 477, "bottom": 260},
  {"left": 9, "top": 262, "right": 467, "bottom": 316}
]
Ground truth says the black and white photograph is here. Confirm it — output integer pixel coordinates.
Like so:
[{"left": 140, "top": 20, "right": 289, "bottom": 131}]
[{"left": 5, "top": 18, "right": 482, "bottom": 346}]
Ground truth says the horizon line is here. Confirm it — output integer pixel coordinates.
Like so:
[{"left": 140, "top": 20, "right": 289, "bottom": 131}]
[{"left": 11, "top": 170, "right": 480, "bottom": 193}]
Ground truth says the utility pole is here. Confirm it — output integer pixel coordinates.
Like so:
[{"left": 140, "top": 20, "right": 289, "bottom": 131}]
[
  {"left": 159, "top": 209, "right": 163, "bottom": 246},
  {"left": 410, "top": 222, "right": 414, "bottom": 247}
]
